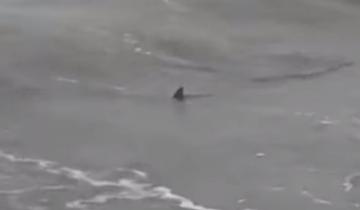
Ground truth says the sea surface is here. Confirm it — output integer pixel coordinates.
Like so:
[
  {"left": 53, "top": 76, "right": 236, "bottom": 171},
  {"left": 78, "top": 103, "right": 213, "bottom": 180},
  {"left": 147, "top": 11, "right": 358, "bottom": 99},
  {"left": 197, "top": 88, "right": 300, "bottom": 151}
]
[{"left": 2, "top": 0, "right": 360, "bottom": 209}]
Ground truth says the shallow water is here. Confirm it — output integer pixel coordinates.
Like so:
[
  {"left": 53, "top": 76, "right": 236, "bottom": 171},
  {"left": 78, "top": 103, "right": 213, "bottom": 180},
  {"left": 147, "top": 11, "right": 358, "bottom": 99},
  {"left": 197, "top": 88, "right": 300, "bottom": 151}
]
[{"left": 2, "top": 0, "right": 360, "bottom": 209}]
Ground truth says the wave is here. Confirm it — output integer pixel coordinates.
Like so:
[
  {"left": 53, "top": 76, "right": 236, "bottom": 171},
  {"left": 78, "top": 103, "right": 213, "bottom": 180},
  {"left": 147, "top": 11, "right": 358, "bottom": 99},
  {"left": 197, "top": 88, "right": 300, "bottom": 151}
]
[{"left": 0, "top": 150, "right": 219, "bottom": 210}]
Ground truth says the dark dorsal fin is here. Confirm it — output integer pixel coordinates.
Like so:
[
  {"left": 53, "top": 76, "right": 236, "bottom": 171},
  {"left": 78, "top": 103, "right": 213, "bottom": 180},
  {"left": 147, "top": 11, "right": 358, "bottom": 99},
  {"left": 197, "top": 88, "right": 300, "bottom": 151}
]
[{"left": 173, "top": 86, "right": 184, "bottom": 101}]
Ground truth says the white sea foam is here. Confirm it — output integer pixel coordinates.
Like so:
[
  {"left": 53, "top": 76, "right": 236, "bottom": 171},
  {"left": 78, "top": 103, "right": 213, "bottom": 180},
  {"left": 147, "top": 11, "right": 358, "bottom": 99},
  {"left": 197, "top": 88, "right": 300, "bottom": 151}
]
[
  {"left": 116, "top": 168, "right": 148, "bottom": 179},
  {"left": 300, "top": 188, "right": 333, "bottom": 206},
  {"left": 0, "top": 151, "right": 57, "bottom": 169},
  {"left": 318, "top": 116, "right": 339, "bottom": 126},
  {"left": 154, "top": 186, "right": 220, "bottom": 210},
  {"left": 0, "top": 150, "right": 220, "bottom": 210},
  {"left": 55, "top": 77, "right": 79, "bottom": 84},
  {"left": 312, "top": 198, "right": 333, "bottom": 205},
  {"left": 255, "top": 153, "right": 266, "bottom": 158},
  {"left": 66, "top": 179, "right": 221, "bottom": 210}
]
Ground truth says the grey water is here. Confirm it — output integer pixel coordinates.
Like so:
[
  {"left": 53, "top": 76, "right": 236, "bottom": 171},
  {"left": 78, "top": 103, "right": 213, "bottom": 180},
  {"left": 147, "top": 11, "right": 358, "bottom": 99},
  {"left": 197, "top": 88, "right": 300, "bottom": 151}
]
[{"left": 2, "top": 0, "right": 360, "bottom": 209}]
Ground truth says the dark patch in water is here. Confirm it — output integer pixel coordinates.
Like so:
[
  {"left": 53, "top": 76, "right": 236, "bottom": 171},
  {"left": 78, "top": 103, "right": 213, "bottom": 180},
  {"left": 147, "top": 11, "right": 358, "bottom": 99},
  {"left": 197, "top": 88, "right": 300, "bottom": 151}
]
[{"left": 252, "top": 61, "right": 353, "bottom": 83}]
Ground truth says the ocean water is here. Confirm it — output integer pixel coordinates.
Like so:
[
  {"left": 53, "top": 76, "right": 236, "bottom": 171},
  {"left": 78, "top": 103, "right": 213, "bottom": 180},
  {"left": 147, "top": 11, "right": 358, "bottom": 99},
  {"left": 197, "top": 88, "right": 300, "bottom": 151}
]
[{"left": 2, "top": 0, "right": 360, "bottom": 209}]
